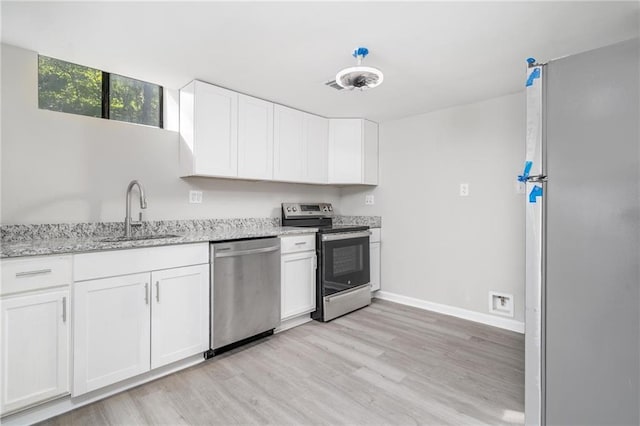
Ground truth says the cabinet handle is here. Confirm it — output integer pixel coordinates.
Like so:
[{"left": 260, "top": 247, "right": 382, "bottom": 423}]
[
  {"left": 16, "top": 269, "right": 52, "bottom": 278},
  {"left": 145, "top": 283, "right": 149, "bottom": 305},
  {"left": 156, "top": 281, "right": 160, "bottom": 303},
  {"left": 294, "top": 242, "right": 307, "bottom": 246},
  {"left": 62, "top": 297, "right": 67, "bottom": 322}
]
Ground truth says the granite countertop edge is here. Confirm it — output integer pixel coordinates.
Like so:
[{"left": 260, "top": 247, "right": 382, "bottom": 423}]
[
  {"left": 1, "top": 215, "right": 381, "bottom": 259},
  {"left": 0, "top": 227, "right": 319, "bottom": 259}
]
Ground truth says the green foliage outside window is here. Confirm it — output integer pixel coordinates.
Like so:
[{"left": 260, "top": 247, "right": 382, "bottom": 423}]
[
  {"left": 38, "top": 55, "right": 162, "bottom": 128},
  {"left": 110, "top": 74, "right": 161, "bottom": 127},
  {"left": 38, "top": 56, "right": 102, "bottom": 117}
]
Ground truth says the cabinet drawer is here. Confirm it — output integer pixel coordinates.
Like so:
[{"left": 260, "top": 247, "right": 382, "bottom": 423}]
[
  {"left": 1, "top": 255, "right": 72, "bottom": 296},
  {"left": 369, "top": 228, "right": 381, "bottom": 243},
  {"left": 280, "top": 234, "right": 315, "bottom": 254},
  {"left": 74, "top": 243, "right": 209, "bottom": 281}
]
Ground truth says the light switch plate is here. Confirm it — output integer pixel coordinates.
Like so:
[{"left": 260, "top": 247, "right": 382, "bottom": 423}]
[
  {"left": 189, "top": 190, "right": 203, "bottom": 204},
  {"left": 365, "top": 195, "right": 375, "bottom": 205}
]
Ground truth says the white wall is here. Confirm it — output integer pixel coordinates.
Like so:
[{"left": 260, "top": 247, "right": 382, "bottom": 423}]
[
  {"left": 1, "top": 43, "right": 525, "bottom": 324},
  {"left": 0, "top": 44, "right": 340, "bottom": 224},
  {"left": 341, "top": 93, "right": 526, "bottom": 322}
]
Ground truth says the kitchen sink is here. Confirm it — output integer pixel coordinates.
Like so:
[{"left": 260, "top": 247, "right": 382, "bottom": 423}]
[{"left": 98, "top": 234, "right": 181, "bottom": 243}]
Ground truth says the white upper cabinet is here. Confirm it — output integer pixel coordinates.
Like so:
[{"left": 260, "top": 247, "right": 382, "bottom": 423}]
[
  {"left": 304, "top": 114, "right": 329, "bottom": 184},
  {"left": 328, "top": 119, "right": 379, "bottom": 185},
  {"left": 180, "top": 80, "right": 238, "bottom": 178},
  {"left": 274, "top": 105, "right": 329, "bottom": 184},
  {"left": 273, "top": 105, "right": 305, "bottom": 182},
  {"left": 362, "top": 120, "right": 379, "bottom": 185},
  {"left": 179, "top": 80, "right": 377, "bottom": 186},
  {"left": 237, "top": 94, "right": 274, "bottom": 180}
]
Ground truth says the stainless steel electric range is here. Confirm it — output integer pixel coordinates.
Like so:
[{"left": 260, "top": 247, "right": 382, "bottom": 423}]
[{"left": 281, "top": 202, "right": 371, "bottom": 322}]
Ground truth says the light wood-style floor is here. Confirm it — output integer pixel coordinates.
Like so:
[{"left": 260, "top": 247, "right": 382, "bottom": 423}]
[{"left": 41, "top": 299, "right": 524, "bottom": 425}]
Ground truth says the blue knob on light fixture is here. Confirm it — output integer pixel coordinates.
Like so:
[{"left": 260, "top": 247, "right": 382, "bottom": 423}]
[{"left": 353, "top": 47, "right": 369, "bottom": 59}]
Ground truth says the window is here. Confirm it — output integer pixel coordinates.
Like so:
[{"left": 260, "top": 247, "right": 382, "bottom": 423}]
[{"left": 38, "top": 56, "right": 163, "bottom": 128}]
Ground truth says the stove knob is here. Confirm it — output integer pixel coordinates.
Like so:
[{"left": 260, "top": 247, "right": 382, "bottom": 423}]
[
  {"left": 293, "top": 207, "right": 297, "bottom": 212},
  {"left": 286, "top": 207, "right": 291, "bottom": 212},
  {"left": 328, "top": 206, "right": 333, "bottom": 211}
]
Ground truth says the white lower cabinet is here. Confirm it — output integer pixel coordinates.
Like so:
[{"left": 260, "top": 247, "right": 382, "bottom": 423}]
[
  {"left": 0, "top": 289, "right": 70, "bottom": 414},
  {"left": 370, "top": 228, "right": 381, "bottom": 292},
  {"left": 73, "top": 273, "right": 151, "bottom": 396},
  {"left": 280, "top": 235, "right": 316, "bottom": 320},
  {"left": 72, "top": 244, "right": 210, "bottom": 397},
  {"left": 370, "top": 242, "right": 381, "bottom": 292},
  {"left": 281, "top": 251, "right": 316, "bottom": 319},
  {"left": 151, "top": 264, "right": 209, "bottom": 369}
]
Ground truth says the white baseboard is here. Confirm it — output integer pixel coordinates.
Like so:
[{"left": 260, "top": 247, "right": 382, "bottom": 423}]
[{"left": 374, "top": 291, "right": 524, "bottom": 334}]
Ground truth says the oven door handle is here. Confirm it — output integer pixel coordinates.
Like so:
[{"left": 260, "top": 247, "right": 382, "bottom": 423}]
[{"left": 321, "top": 230, "right": 371, "bottom": 242}]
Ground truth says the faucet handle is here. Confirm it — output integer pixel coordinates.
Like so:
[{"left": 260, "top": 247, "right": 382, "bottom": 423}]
[{"left": 130, "top": 212, "right": 144, "bottom": 227}]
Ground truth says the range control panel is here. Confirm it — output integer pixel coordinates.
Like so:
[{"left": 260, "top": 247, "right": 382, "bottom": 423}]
[{"left": 282, "top": 202, "right": 333, "bottom": 219}]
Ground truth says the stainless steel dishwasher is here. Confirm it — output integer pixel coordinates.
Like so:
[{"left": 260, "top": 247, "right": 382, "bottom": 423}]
[{"left": 210, "top": 237, "right": 281, "bottom": 354}]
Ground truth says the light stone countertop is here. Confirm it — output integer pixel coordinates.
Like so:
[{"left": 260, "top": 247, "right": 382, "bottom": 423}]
[
  {"left": 0, "top": 215, "right": 381, "bottom": 258},
  {"left": 0, "top": 226, "right": 317, "bottom": 258}
]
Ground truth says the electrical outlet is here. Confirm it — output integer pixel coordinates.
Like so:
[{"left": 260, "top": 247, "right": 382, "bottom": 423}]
[
  {"left": 459, "top": 183, "right": 469, "bottom": 197},
  {"left": 365, "top": 195, "right": 375, "bottom": 205},
  {"left": 189, "top": 190, "right": 203, "bottom": 204}
]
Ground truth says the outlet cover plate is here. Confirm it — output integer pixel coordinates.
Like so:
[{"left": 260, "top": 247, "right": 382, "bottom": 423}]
[
  {"left": 459, "top": 183, "right": 469, "bottom": 197},
  {"left": 189, "top": 190, "right": 203, "bottom": 204},
  {"left": 365, "top": 195, "right": 375, "bottom": 205}
]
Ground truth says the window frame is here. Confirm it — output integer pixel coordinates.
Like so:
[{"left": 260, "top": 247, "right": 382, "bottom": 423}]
[{"left": 39, "top": 55, "right": 164, "bottom": 129}]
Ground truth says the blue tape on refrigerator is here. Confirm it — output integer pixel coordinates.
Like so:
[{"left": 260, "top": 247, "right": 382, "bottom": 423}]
[
  {"left": 526, "top": 67, "right": 541, "bottom": 87},
  {"left": 529, "top": 185, "right": 543, "bottom": 203},
  {"left": 518, "top": 161, "right": 533, "bottom": 182}
]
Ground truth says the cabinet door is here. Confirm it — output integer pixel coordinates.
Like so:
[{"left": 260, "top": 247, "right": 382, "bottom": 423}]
[
  {"left": 273, "top": 105, "right": 305, "bottom": 181},
  {"left": 304, "top": 114, "right": 329, "bottom": 184},
  {"left": 328, "top": 119, "right": 363, "bottom": 184},
  {"left": 238, "top": 94, "right": 274, "bottom": 180},
  {"left": 281, "top": 251, "right": 316, "bottom": 320},
  {"left": 150, "top": 264, "right": 210, "bottom": 369},
  {"left": 0, "top": 290, "right": 69, "bottom": 414},
  {"left": 370, "top": 242, "right": 381, "bottom": 292},
  {"left": 73, "top": 273, "right": 151, "bottom": 396},
  {"left": 363, "top": 120, "right": 379, "bottom": 185},
  {"left": 193, "top": 81, "right": 238, "bottom": 177}
]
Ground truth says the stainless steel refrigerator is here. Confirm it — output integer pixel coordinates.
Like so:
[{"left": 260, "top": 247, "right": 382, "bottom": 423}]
[{"left": 523, "top": 38, "right": 639, "bottom": 425}]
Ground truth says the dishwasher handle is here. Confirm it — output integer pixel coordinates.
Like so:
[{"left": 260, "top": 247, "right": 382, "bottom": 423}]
[{"left": 215, "top": 245, "right": 280, "bottom": 258}]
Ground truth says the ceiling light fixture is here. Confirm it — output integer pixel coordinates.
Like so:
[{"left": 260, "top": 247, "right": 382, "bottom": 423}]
[{"left": 335, "top": 47, "right": 384, "bottom": 91}]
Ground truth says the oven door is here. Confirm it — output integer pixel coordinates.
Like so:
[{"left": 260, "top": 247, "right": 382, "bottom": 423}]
[{"left": 321, "top": 231, "right": 370, "bottom": 296}]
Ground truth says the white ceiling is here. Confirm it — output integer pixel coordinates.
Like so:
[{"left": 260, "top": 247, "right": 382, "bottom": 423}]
[{"left": 2, "top": 1, "right": 638, "bottom": 122}]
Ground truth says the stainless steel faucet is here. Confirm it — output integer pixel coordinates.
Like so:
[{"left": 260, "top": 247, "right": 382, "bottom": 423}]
[{"left": 124, "top": 180, "right": 147, "bottom": 237}]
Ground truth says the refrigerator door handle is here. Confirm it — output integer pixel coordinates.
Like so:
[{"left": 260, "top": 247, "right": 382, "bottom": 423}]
[{"left": 527, "top": 174, "right": 548, "bottom": 183}]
